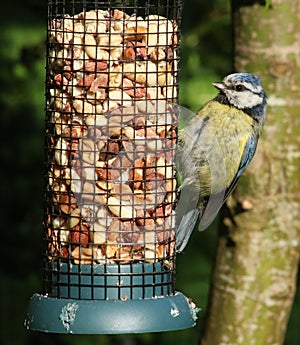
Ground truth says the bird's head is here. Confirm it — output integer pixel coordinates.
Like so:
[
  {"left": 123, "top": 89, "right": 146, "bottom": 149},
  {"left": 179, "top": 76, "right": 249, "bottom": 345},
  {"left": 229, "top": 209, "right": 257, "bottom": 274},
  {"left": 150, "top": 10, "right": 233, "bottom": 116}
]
[{"left": 213, "top": 73, "right": 267, "bottom": 114}]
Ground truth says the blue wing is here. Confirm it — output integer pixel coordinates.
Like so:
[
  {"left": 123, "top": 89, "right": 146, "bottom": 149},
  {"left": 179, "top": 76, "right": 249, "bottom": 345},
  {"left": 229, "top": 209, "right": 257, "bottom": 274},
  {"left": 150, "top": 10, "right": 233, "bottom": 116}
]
[
  {"left": 222, "top": 134, "right": 258, "bottom": 202},
  {"left": 176, "top": 134, "right": 258, "bottom": 253}
]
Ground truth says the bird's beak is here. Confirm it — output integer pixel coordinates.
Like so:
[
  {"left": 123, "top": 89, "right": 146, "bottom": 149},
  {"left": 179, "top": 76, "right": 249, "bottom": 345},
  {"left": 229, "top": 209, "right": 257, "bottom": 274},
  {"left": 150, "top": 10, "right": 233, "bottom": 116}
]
[{"left": 212, "top": 82, "right": 225, "bottom": 91}]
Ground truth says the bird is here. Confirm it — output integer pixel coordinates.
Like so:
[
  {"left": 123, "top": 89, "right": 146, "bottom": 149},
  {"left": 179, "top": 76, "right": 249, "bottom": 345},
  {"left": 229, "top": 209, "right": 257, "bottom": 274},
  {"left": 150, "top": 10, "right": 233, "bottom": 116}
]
[{"left": 175, "top": 72, "right": 267, "bottom": 252}]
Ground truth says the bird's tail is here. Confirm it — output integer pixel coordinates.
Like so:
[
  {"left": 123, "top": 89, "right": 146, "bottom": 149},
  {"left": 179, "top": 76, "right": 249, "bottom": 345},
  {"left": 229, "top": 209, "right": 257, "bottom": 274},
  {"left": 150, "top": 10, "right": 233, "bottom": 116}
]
[
  {"left": 175, "top": 190, "right": 225, "bottom": 252},
  {"left": 175, "top": 208, "right": 201, "bottom": 253}
]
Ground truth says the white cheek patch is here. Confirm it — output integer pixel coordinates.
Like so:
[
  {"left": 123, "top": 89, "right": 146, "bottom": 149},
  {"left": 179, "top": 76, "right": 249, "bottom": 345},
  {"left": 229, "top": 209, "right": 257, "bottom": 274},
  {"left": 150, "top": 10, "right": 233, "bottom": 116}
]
[
  {"left": 240, "top": 91, "right": 263, "bottom": 108},
  {"left": 228, "top": 90, "right": 263, "bottom": 109}
]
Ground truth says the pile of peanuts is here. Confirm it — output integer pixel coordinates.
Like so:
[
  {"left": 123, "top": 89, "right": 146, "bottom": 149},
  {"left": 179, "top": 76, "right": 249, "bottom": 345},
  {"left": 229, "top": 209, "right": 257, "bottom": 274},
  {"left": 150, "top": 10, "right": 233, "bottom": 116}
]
[{"left": 46, "top": 9, "right": 179, "bottom": 265}]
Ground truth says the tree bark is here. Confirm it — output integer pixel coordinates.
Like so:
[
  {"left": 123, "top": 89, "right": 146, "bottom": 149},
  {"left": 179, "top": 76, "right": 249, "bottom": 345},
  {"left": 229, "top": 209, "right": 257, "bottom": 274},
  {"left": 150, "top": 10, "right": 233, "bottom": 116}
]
[{"left": 201, "top": 1, "right": 300, "bottom": 344}]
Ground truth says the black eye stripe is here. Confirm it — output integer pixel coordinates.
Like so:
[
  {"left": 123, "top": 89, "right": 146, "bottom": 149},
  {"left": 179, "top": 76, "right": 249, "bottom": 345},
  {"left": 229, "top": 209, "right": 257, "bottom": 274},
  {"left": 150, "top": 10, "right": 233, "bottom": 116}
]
[
  {"left": 235, "top": 84, "right": 245, "bottom": 91},
  {"left": 230, "top": 85, "right": 262, "bottom": 95},
  {"left": 228, "top": 84, "right": 246, "bottom": 91}
]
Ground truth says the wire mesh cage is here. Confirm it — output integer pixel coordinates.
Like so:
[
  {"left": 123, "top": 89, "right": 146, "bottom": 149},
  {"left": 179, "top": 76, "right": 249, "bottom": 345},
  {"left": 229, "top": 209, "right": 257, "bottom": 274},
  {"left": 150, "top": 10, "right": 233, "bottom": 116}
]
[{"left": 25, "top": 0, "right": 199, "bottom": 334}]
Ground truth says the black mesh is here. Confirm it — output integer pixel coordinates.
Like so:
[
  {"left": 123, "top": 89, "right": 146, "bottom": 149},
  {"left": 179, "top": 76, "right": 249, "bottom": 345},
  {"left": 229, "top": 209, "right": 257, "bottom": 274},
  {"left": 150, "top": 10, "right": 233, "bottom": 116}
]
[{"left": 43, "top": 0, "right": 182, "bottom": 300}]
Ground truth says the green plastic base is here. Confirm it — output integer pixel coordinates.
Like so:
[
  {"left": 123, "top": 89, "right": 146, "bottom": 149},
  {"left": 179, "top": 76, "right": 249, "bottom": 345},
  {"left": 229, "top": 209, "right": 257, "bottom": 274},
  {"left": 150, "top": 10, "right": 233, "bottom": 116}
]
[{"left": 24, "top": 292, "right": 199, "bottom": 334}]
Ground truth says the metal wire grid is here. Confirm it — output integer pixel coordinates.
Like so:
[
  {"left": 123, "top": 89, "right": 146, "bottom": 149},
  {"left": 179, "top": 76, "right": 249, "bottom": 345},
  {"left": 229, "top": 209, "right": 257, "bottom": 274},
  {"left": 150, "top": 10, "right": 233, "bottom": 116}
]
[
  {"left": 43, "top": 0, "right": 181, "bottom": 300},
  {"left": 44, "top": 262, "right": 174, "bottom": 299},
  {"left": 47, "top": 0, "right": 182, "bottom": 21}
]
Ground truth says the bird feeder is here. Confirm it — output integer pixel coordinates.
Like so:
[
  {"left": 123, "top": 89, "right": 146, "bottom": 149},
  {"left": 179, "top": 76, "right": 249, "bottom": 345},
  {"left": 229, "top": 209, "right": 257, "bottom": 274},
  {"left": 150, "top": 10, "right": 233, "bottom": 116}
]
[{"left": 25, "top": 0, "right": 198, "bottom": 334}]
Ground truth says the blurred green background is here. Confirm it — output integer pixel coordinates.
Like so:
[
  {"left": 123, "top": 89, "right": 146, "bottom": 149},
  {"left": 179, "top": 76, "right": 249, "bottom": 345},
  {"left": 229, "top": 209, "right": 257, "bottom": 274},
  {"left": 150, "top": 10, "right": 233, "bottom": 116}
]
[{"left": 0, "top": 1, "right": 299, "bottom": 344}]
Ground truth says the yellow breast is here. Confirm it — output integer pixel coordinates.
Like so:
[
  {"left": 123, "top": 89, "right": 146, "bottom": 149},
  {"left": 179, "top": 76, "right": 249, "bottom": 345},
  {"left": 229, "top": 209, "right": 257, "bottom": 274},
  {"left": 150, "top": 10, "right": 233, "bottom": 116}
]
[{"left": 185, "top": 101, "right": 254, "bottom": 195}]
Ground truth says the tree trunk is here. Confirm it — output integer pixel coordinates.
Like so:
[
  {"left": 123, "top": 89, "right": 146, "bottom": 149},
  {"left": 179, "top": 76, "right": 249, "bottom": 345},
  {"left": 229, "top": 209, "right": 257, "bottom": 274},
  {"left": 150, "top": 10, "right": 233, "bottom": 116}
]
[{"left": 201, "top": 1, "right": 300, "bottom": 344}]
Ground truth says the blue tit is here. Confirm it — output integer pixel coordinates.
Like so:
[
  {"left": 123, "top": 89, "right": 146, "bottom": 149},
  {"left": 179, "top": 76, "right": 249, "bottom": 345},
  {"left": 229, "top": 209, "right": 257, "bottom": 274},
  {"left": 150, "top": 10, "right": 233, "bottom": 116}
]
[{"left": 176, "top": 72, "right": 267, "bottom": 252}]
